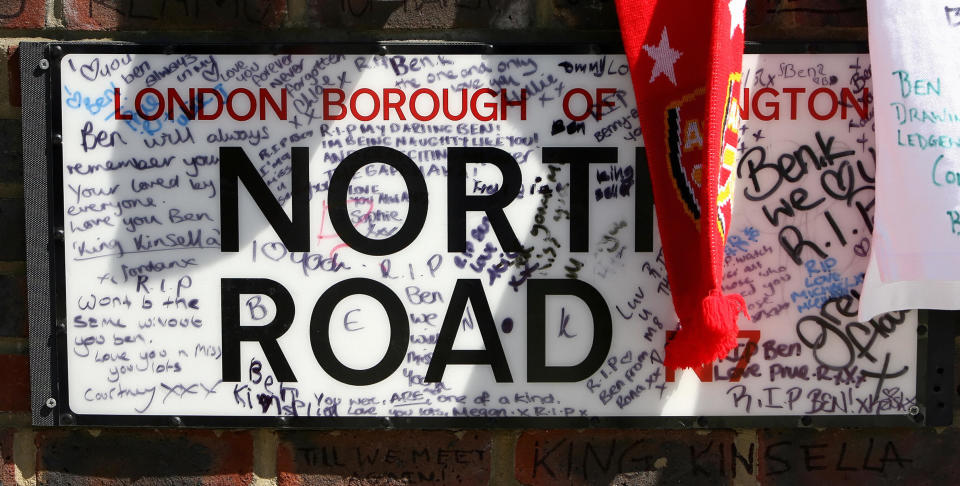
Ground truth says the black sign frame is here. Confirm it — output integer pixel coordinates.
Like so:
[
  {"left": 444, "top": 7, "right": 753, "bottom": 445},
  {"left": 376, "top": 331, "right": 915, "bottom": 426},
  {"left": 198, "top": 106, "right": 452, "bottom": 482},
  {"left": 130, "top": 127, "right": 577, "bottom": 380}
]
[{"left": 22, "top": 41, "right": 946, "bottom": 428}]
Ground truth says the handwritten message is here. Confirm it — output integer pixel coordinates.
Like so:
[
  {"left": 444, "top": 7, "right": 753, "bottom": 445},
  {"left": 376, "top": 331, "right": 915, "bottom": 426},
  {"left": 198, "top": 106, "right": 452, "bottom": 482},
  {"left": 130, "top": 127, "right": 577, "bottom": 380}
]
[{"left": 56, "top": 51, "right": 915, "bottom": 420}]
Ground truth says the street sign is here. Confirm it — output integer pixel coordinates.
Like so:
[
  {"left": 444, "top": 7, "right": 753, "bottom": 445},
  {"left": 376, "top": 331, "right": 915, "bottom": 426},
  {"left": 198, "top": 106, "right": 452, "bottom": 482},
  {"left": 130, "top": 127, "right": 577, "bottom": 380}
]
[{"left": 25, "top": 44, "right": 921, "bottom": 427}]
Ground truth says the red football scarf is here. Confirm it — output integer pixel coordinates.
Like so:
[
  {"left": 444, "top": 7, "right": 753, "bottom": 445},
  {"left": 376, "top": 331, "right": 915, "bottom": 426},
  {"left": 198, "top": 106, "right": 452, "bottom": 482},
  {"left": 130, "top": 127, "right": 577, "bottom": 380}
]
[{"left": 615, "top": 0, "right": 749, "bottom": 368}]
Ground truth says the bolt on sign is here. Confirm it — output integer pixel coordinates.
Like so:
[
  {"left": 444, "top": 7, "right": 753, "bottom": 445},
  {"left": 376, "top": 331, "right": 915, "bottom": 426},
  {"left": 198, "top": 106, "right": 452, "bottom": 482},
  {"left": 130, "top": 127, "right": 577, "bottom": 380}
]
[{"left": 24, "top": 43, "right": 922, "bottom": 427}]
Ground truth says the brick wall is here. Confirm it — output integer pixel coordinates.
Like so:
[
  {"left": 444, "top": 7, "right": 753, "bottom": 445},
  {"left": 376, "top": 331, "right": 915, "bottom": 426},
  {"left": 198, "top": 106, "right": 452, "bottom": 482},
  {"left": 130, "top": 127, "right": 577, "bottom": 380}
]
[{"left": 6, "top": 1, "right": 957, "bottom": 485}]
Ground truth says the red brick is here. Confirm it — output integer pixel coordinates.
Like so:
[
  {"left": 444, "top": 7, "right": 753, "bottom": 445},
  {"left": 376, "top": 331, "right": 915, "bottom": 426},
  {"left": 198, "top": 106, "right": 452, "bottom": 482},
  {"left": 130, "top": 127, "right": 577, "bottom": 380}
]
[
  {"left": 546, "top": 0, "right": 619, "bottom": 30},
  {"left": 0, "top": 0, "right": 44, "bottom": 29},
  {"left": 308, "top": 0, "right": 532, "bottom": 29},
  {"left": 515, "top": 429, "right": 742, "bottom": 485},
  {"left": 0, "top": 272, "right": 26, "bottom": 337},
  {"left": 0, "top": 354, "right": 29, "bottom": 412},
  {"left": 0, "top": 429, "right": 13, "bottom": 486},
  {"left": 36, "top": 430, "right": 253, "bottom": 485},
  {"left": 754, "top": 0, "right": 866, "bottom": 29},
  {"left": 0, "top": 42, "right": 19, "bottom": 118},
  {"left": 0, "top": 198, "right": 24, "bottom": 260},
  {"left": 7, "top": 45, "right": 19, "bottom": 108},
  {"left": 758, "top": 428, "right": 960, "bottom": 485},
  {"left": 0, "top": 119, "right": 21, "bottom": 184},
  {"left": 63, "top": 0, "right": 286, "bottom": 31},
  {"left": 277, "top": 430, "right": 492, "bottom": 485},
  {"left": 746, "top": 0, "right": 778, "bottom": 29}
]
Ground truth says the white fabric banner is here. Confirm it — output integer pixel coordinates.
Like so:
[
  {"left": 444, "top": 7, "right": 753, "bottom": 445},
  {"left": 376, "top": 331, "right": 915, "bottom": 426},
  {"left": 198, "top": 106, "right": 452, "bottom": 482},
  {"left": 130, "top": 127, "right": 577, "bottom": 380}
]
[{"left": 860, "top": 2, "right": 960, "bottom": 320}]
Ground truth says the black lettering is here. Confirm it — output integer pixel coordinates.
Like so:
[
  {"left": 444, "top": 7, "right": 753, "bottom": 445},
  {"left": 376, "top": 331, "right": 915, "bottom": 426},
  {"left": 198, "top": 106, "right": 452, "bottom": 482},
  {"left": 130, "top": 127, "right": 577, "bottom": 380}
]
[
  {"left": 447, "top": 147, "right": 522, "bottom": 252},
  {"left": 310, "top": 278, "right": 408, "bottom": 385},
  {"left": 542, "top": 147, "right": 617, "bottom": 252},
  {"left": 221, "top": 278, "right": 296, "bottom": 381},
  {"left": 801, "top": 444, "right": 827, "bottom": 471},
  {"left": 764, "top": 441, "right": 791, "bottom": 476},
  {"left": 220, "top": 147, "right": 309, "bottom": 252},
  {"left": 425, "top": 279, "right": 512, "bottom": 382},
  {"left": 328, "top": 146, "right": 428, "bottom": 255},
  {"left": 731, "top": 442, "right": 755, "bottom": 477},
  {"left": 635, "top": 148, "right": 654, "bottom": 252},
  {"left": 527, "top": 279, "right": 612, "bottom": 382}
]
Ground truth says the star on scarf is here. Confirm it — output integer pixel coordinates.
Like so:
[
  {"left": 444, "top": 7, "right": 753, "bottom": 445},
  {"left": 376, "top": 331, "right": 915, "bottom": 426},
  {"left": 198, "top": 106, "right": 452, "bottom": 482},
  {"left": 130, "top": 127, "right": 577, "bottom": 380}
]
[
  {"left": 643, "top": 27, "right": 682, "bottom": 85},
  {"left": 729, "top": 0, "right": 746, "bottom": 37}
]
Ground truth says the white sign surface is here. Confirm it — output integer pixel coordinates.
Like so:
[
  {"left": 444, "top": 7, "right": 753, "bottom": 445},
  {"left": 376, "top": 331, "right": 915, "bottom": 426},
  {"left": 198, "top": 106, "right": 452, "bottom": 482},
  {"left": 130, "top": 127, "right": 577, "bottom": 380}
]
[{"left": 56, "top": 50, "right": 916, "bottom": 420}]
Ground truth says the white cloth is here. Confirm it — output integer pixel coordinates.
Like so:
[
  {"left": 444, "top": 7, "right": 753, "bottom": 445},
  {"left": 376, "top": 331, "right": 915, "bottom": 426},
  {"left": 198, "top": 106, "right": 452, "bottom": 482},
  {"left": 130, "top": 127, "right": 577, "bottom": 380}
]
[{"left": 860, "top": 2, "right": 960, "bottom": 320}]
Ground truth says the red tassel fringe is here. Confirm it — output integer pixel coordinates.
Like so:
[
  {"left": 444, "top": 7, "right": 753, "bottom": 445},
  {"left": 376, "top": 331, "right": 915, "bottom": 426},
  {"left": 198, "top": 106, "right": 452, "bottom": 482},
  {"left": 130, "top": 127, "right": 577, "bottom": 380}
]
[{"left": 664, "top": 290, "right": 750, "bottom": 369}]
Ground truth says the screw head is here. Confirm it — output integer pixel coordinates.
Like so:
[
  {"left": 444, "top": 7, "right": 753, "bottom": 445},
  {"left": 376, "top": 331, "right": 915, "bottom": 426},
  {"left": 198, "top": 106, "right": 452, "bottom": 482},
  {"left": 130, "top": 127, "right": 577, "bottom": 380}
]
[
  {"left": 37, "top": 59, "right": 49, "bottom": 70},
  {"left": 909, "top": 405, "right": 920, "bottom": 416},
  {"left": 45, "top": 398, "right": 57, "bottom": 408},
  {"left": 170, "top": 416, "right": 183, "bottom": 426}
]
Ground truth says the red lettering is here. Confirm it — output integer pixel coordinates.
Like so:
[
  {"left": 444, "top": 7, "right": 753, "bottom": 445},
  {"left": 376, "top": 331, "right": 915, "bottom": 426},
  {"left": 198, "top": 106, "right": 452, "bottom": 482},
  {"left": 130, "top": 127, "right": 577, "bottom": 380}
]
[
  {"left": 350, "top": 88, "right": 380, "bottom": 122},
  {"left": 323, "top": 89, "right": 346, "bottom": 120},
  {"left": 562, "top": 88, "right": 592, "bottom": 121},
  {"left": 197, "top": 88, "right": 223, "bottom": 120},
  {"left": 595, "top": 88, "right": 616, "bottom": 120},
  {"left": 383, "top": 88, "right": 406, "bottom": 121},
  {"left": 470, "top": 88, "right": 497, "bottom": 121},
  {"left": 753, "top": 87, "right": 779, "bottom": 121},
  {"left": 665, "top": 330, "right": 761, "bottom": 382},
  {"left": 114, "top": 88, "right": 132, "bottom": 120},
  {"left": 809, "top": 87, "right": 838, "bottom": 120},
  {"left": 226, "top": 88, "right": 256, "bottom": 121},
  {"left": 783, "top": 87, "right": 804, "bottom": 120},
  {"left": 500, "top": 88, "right": 527, "bottom": 121},
  {"left": 841, "top": 87, "right": 869, "bottom": 120},
  {"left": 738, "top": 87, "right": 750, "bottom": 120},
  {"left": 167, "top": 87, "right": 195, "bottom": 120},
  {"left": 135, "top": 88, "right": 164, "bottom": 121},
  {"left": 259, "top": 88, "right": 287, "bottom": 121},
  {"left": 410, "top": 88, "right": 439, "bottom": 121},
  {"left": 442, "top": 89, "right": 468, "bottom": 121}
]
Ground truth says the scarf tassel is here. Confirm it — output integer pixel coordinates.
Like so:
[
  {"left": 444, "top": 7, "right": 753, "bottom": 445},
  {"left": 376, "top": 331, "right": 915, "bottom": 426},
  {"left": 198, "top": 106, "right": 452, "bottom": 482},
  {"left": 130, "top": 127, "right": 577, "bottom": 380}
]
[{"left": 664, "top": 290, "right": 750, "bottom": 369}]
